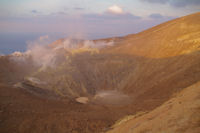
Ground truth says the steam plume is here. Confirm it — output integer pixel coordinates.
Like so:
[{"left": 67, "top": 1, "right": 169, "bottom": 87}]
[{"left": 10, "top": 35, "right": 114, "bottom": 69}]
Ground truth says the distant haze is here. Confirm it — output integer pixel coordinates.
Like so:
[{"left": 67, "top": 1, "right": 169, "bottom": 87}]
[
  {"left": 0, "top": 0, "right": 199, "bottom": 54},
  {"left": 0, "top": 16, "right": 174, "bottom": 55}
]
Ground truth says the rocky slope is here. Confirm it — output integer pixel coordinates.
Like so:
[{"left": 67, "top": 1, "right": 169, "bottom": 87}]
[
  {"left": 107, "top": 81, "right": 200, "bottom": 133},
  {"left": 0, "top": 12, "right": 200, "bottom": 133},
  {"left": 105, "top": 12, "right": 200, "bottom": 58}
]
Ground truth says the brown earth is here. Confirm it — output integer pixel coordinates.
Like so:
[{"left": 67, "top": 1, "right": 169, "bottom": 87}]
[
  {"left": 107, "top": 81, "right": 200, "bottom": 133},
  {"left": 0, "top": 12, "right": 200, "bottom": 133}
]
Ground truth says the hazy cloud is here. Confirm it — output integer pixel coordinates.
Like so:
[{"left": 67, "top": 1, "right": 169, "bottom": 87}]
[
  {"left": 170, "top": 0, "right": 200, "bottom": 7},
  {"left": 149, "top": 13, "right": 164, "bottom": 19},
  {"left": 141, "top": 0, "right": 200, "bottom": 7},
  {"left": 149, "top": 13, "right": 176, "bottom": 21},
  {"left": 74, "top": 7, "right": 84, "bottom": 10},
  {"left": 31, "top": 10, "right": 38, "bottom": 14},
  {"left": 141, "top": 0, "right": 167, "bottom": 4},
  {"left": 0, "top": 11, "right": 175, "bottom": 39},
  {"left": 50, "top": 11, "right": 68, "bottom": 16},
  {"left": 107, "top": 5, "right": 124, "bottom": 14},
  {"left": 83, "top": 12, "right": 141, "bottom": 20}
]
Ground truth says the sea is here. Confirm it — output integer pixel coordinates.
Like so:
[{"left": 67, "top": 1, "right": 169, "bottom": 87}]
[{"left": 0, "top": 32, "right": 69, "bottom": 55}]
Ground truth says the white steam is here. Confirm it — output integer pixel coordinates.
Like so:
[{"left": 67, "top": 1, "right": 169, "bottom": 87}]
[
  {"left": 53, "top": 38, "right": 114, "bottom": 51},
  {"left": 9, "top": 35, "right": 56, "bottom": 68},
  {"left": 27, "top": 43, "right": 57, "bottom": 68},
  {"left": 93, "top": 90, "right": 131, "bottom": 105},
  {"left": 25, "top": 35, "right": 57, "bottom": 69},
  {"left": 10, "top": 35, "right": 114, "bottom": 68},
  {"left": 9, "top": 51, "right": 29, "bottom": 63},
  {"left": 82, "top": 40, "right": 114, "bottom": 49}
]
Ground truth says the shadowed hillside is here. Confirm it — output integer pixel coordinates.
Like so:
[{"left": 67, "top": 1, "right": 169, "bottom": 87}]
[{"left": 107, "top": 81, "right": 200, "bottom": 133}]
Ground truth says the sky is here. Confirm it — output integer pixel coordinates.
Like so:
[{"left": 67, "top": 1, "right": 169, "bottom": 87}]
[
  {"left": 0, "top": 0, "right": 200, "bottom": 38},
  {"left": 0, "top": 0, "right": 200, "bottom": 54}
]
